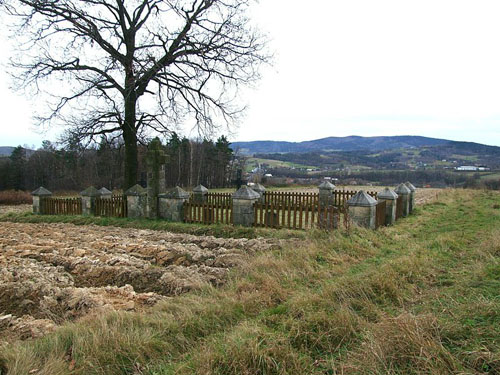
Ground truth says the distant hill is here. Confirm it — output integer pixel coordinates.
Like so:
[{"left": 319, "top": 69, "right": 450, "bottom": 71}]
[
  {"left": 0, "top": 147, "right": 15, "bottom": 157},
  {"left": 231, "top": 136, "right": 451, "bottom": 155}
]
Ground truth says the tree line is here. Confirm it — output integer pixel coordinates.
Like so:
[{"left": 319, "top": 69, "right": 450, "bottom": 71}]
[{"left": 0, "top": 135, "right": 236, "bottom": 192}]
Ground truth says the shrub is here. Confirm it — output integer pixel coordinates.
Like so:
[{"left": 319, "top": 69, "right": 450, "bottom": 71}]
[{"left": 0, "top": 190, "right": 32, "bottom": 205}]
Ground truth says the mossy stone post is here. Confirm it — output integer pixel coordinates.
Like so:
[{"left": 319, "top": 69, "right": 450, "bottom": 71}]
[
  {"left": 80, "top": 186, "right": 100, "bottom": 216},
  {"left": 318, "top": 181, "right": 335, "bottom": 207},
  {"left": 252, "top": 183, "right": 266, "bottom": 203},
  {"left": 125, "top": 184, "right": 147, "bottom": 218},
  {"left": 158, "top": 186, "right": 190, "bottom": 222},
  {"left": 31, "top": 187, "right": 52, "bottom": 214},
  {"left": 98, "top": 187, "right": 112, "bottom": 199},
  {"left": 395, "top": 183, "right": 411, "bottom": 217},
  {"left": 318, "top": 181, "right": 337, "bottom": 228},
  {"left": 146, "top": 138, "right": 167, "bottom": 219},
  {"left": 193, "top": 184, "right": 208, "bottom": 204},
  {"left": 405, "top": 181, "right": 416, "bottom": 213},
  {"left": 346, "top": 190, "right": 377, "bottom": 229},
  {"left": 377, "top": 188, "right": 398, "bottom": 225},
  {"left": 232, "top": 186, "right": 260, "bottom": 227}
]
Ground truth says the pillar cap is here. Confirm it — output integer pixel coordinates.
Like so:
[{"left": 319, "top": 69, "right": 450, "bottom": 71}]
[
  {"left": 159, "top": 186, "right": 190, "bottom": 199},
  {"left": 193, "top": 184, "right": 208, "bottom": 193},
  {"left": 377, "top": 187, "right": 398, "bottom": 200},
  {"left": 405, "top": 181, "right": 416, "bottom": 192},
  {"left": 318, "top": 181, "right": 336, "bottom": 190},
  {"left": 125, "top": 184, "right": 147, "bottom": 196},
  {"left": 232, "top": 186, "right": 260, "bottom": 200},
  {"left": 252, "top": 183, "right": 266, "bottom": 193},
  {"left": 80, "top": 186, "right": 100, "bottom": 197},
  {"left": 98, "top": 187, "right": 112, "bottom": 195},
  {"left": 395, "top": 183, "right": 411, "bottom": 195},
  {"left": 31, "top": 187, "right": 52, "bottom": 196},
  {"left": 347, "top": 190, "right": 377, "bottom": 207}
]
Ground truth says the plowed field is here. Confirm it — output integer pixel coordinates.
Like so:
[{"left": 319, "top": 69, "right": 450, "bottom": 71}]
[{"left": 0, "top": 222, "right": 279, "bottom": 341}]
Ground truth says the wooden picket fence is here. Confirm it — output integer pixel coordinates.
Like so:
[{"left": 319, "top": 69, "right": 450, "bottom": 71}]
[
  {"left": 262, "top": 190, "right": 377, "bottom": 208},
  {"left": 395, "top": 196, "right": 404, "bottom": 220},
  {"left": 183, "top": 201, "right": 232, "bottom": 225},
  {"left": 253, "top": 202, "right": 341, "bottom": 231},
  {"left": 263, "top": 192, "right": 318, "bottom": 207},
  {"left": 375, "top": 200, "right": 387, "bottom": 229},
  {"left": 95, "top": 196, "right": 127, "bottom": 218},
  {"left": 41, "top": 197, "right": 82, "bottom": 215},
  {"left": 205, "top": 192, "right": 232, "bottom": 205}
]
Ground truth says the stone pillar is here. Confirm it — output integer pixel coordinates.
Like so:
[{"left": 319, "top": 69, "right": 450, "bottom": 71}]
[
  {"left": 377, "top": 187, "right": 398, "bottom": 225},
  {"left": 146, "top": 138, "right": 167, "bottom": 219},
  {"left": 192, "top": 184, "right": 208, "bottom": 204},
  {"left": 346, "top": 190, "right": 377, "bottom": 229},
  {"left": 318, "top": 181, "right": 336, "bottom": 207},
  {"left": 31, "top": 187, "right": 52, "bottom": 214},
  {"left": 125, "top": 184, "right": 147, "bottom": 218},
  {"left": 232, "top": 186, "right": 260, "bottom": 227},
  {"left": 98, "top": 187, "right": 112, "bottom": 199},
  {"left": 80, "top": 186, "right": 100, "bottom": 216},
  {"left": 395, "top": 183, "right": 411, "bottom": 217},
  {"left": 158, "top": 186, "right": 190, "bottom": 222},
  {"left": 405, "top": 181, "right": 416, "bottom": 213},
  {"left": 252, "top": 183, "right": 266, "bottom": 203}
]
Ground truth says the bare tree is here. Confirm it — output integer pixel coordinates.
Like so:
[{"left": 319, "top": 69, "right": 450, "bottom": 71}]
[{"left": 3, "top": 0, "right": 268, "bottom": 188}]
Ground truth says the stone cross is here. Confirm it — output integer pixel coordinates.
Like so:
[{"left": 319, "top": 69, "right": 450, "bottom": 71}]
[{"left": 146, "top": 138, "right": 167, "bottom": 219}]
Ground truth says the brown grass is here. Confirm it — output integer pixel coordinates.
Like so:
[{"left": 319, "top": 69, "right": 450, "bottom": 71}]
[{"left": 0, "top": 190, "right": 31, "bottom": 205}]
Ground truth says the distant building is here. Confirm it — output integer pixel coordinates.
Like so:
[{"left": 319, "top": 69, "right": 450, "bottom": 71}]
[{"left": 455, "top": 166, "right": 490, "bottom": 171}]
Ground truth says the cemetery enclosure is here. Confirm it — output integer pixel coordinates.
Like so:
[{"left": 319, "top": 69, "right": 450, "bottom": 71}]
[{"left": 32, "top": 186, "right": 414, "bottom": 230}]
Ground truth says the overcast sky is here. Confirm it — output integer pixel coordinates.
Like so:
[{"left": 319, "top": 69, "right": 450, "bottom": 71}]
[{"left": 2, "top": 0, "right": 500, "bottom": 148}]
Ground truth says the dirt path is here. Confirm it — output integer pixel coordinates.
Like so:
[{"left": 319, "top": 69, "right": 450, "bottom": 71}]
[{"left": 0, "top": 222, "right": 280, "bottom": 341}]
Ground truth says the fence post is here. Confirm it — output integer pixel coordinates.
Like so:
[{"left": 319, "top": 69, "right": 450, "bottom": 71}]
[
  {"left": 252, "top": 183, "right": 266, "bottom": 203},
  {"left": 405, "top": 181, "right": 416, "bottom": 213},
  {"left": 395, "top": 183, "right": 411, "bottom": 217},
  {"left": 193, "top": 184, "right": 208, "bottom": 203},
  {"left": 98, "top": 187, "right": 112, "bottom": 199},
  {"left": 377, "top": 188, "right": 398, "bottom": 225},
  {"left": 346, "top": 190, "right": 377, "bottom": 229},
  {"left": 318, "top": 181, "right": 335, "bottom": 207},
  {"left": 125, "top": 184, "right": 147, "bottom": 218},
  {"left": 232, "top": 186, "right": 260, "bottom": 227},
  {"left": 31, "top": 187, "right": 52, "bottom": 214},
  {"left": 80, "top": 186, "right": 100, "bottom": 216},
  {"left": 158, "top": 186, "right": 190, "bottom": 222}
]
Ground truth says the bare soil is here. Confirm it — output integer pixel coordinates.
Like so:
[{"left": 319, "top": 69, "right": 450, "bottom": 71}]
[{"left": 0, "top": 222, "right": 280, "bottom": 342}]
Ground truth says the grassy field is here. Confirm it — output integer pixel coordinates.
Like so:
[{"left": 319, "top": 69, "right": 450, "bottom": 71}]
[{"left": 1, "top": 189, "right": 499, "bottom": 374}]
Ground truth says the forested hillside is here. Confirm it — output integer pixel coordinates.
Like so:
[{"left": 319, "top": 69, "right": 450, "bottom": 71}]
[{"left": 0, "top": 135, "right": 235, "bottom": 191}]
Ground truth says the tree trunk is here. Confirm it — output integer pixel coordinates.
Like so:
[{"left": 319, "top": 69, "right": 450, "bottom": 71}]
[{"left": 123, "top": 91, "right": 138, "bottom": 190}]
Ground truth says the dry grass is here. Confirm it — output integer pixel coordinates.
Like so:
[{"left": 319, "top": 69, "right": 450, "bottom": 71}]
[{"left": 0, "top": 190, "right": 31, "bottom": 205}]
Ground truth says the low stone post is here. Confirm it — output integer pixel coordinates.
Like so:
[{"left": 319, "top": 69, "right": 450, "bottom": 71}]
[
  {"left": 98, "top": 187, "right": 112, "bottom": 199},
  {"left": 146, "top": 138, "right": 167, "bottom": 219},
  {"left": 405, "top": 181, "right": 416, "bottom": 213},
  {"left": 125, "top": 184, "right": 147, "bottom": 218},
  {"left": 31, "top": 187, "right": 52, "bottom": 214},
  {"left": 158, "top": 186, "right": 190, "bottom": 222},
  {"left": 252, "top": 183, "right": 266, "bottom": 203},
  {"left": 192, "top": 184, "right": 208, "bottom": 204},
  {"left": 395, "top": 183, "right": 411, "bottom": 217},
  {"left": 318, "top": 181, "right": 335, "bottom": 207},
  {"left": 346, "top": 190, "right": 377, "bottom": 229},
  {"left": 232, "top": 186, "right": 260, "bottom": 227},
  {"left": 377, "top": 188, "right": 398, "bottom": 225},
  {"left": 80, "top": 186, "right": 100, "bottom": 216}
]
